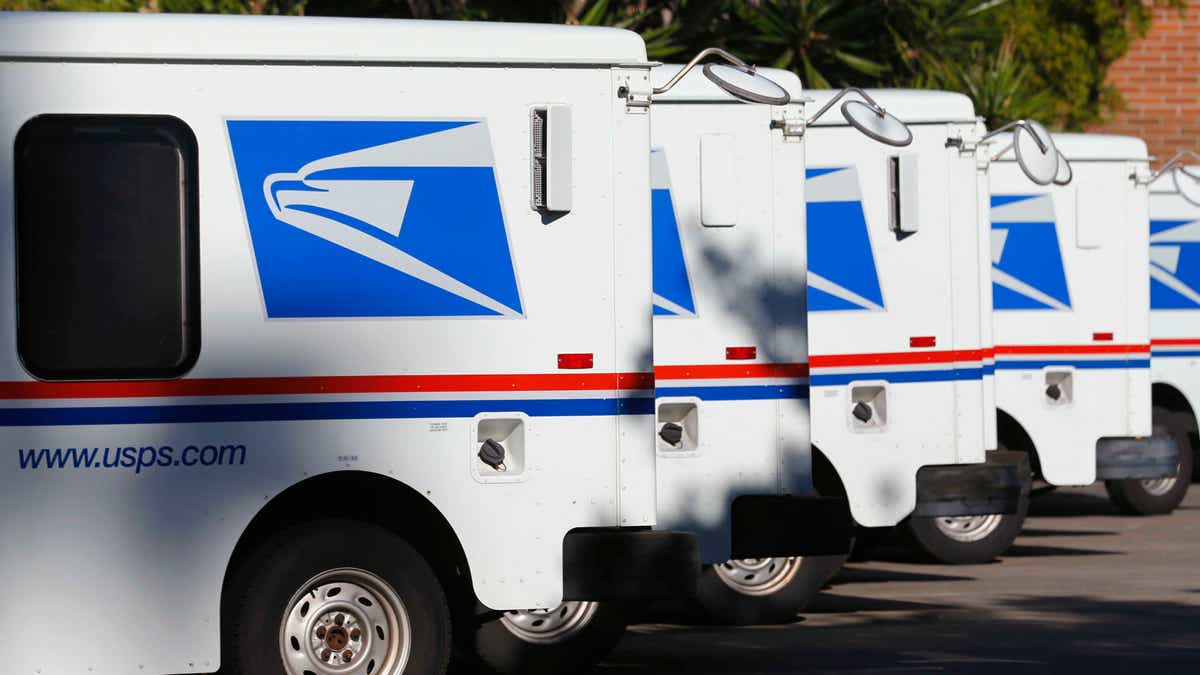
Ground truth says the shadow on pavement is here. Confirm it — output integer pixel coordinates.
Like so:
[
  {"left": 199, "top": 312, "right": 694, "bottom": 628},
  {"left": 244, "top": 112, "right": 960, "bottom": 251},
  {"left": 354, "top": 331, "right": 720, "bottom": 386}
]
[
  {"left": 1028, "top": 490, "right": 1121, "bottom": 517},
  {"left": 803, "top": 591, "right": 954, "bottom": 614},
  {"left": 1018, "top": 527, "right": 1119, "bottom": 538},
  {"left": 830, "top": 564, "right": 975, "bottom": 585},
  {"left": 611, "top": 594, "right": 1200, "bottom": 674},
  {"left": 1001, "top": 543, "right": 1123, "bottom": 558}
]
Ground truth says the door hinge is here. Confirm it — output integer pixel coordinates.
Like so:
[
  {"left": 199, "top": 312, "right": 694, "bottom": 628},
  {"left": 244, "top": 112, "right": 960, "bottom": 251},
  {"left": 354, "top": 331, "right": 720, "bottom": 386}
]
[
  {"left": 615, "top": 70, "right": 652, "bottom": 114},
  {"left": 770, "top": 107, "right": 806, "bottom": 141}
]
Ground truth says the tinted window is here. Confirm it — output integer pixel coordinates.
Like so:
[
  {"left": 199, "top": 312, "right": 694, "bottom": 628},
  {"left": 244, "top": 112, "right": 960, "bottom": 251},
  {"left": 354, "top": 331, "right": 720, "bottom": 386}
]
[{"left": 16, "top": 115, "right": 199, "bottom": 380}]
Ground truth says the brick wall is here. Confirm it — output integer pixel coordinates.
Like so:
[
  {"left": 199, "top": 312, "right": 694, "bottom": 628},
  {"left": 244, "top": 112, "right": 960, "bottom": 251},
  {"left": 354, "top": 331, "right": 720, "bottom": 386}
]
[{"left": 1088, "top": 1, "right": 1200, "bottom": 161}]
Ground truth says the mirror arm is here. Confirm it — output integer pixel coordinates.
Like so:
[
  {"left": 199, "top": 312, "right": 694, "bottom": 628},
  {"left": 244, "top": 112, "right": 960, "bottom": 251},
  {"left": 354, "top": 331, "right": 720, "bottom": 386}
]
[
  {"left": 1138, "top": 149, "right": 1200, "bottom": 186},
  {"left": 987, "top": 141, "right": 1015, "bottom": 163},
  {"left": 806, "top": 87, "right": 886, "bottom": 124},
  {"left": 652, "top": 47, "right": 749, "bottom": 96},
  {"left": 980, "top": 120, "right": 1048, "bottom": 154}
]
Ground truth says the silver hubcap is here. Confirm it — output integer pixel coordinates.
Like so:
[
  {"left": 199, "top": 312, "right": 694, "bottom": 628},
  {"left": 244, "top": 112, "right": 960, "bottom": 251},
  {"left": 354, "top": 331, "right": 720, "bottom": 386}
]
[
  {"left": 713, "top": 557, "right": 801, "bottom": 596},
  {"left": 500, "top": 602, "right": 599, "bottom": 644},
  {"left": 1141, "top": 476, "right": 1178, "bottom": 496},
  {"left": 934, "top": 514, "right": 1004, "bottom": 543},
  {"left": 279, "top": 567, "right": 412, "bottom": 675}
]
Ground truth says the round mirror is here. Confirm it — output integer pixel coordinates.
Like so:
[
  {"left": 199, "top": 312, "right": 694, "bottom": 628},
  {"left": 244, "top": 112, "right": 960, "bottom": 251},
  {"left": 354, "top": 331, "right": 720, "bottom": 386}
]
[
  {"left": 840, "top": 100, "right": 912, "bottom": 147},
  {"left": 703, "top": 63, "right": 790, "bottom": 105},
  {"left": 1175, "top": 166, "right": 1200, "bottom": 206},
  {"left": 1013, "top": 120, "right": 1059, "bottom": 185},
  {"left": 1053, "top": 153, "right": 1073, "bottom": 186}
]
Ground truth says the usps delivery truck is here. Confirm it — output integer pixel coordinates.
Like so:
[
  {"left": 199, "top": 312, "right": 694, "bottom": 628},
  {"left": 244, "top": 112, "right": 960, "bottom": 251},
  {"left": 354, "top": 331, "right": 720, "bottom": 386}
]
[
  {"left": 648, "top": 63, "right": 855, "bottom": 625},
  {"left": 803, "top": 89, "right": 1025, "bottom": 564},
  {"left": 987, "top": 133, "right": 1186, "bottom": 523},
  {"left": 0, "top": 12, "right": 701, "bottom": 675},
  {"left": 1148, "top": 159, "right": 1200, "bottom": 495}
]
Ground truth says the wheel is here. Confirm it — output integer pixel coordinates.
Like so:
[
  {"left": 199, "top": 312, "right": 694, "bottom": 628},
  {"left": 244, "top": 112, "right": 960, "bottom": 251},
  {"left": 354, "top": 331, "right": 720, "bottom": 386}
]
[
  {"left": 470, "top": 601, "right": 630, "bottom": 675},
  {"left": 905, "top": 493, "right": 1028, "bottom": 565},
  {"left": 1105, "top": 416, "right": 1194, "bottom": 515},
  {"left": 693, "top": 555, "right": 846, "bottom": 625},
  {"left": 225, "top": 519, "right": 451, "bottom": 675}
]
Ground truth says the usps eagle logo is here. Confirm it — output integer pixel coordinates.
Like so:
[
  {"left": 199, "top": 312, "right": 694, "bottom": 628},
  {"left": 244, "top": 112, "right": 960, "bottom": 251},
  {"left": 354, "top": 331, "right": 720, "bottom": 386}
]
[
  {"left": 650, "top": 148, "right": 697, "bottom": 317},
  {"left": 990, "top": 194, "right": 1072, "bottom": 310},
  {"left": 805, "top": 166, "right": 886, "bottom": 311},
  {"left": 227, "top": 120, "right": 523, "bottom": 318},
  {"left": 1149, "top": 216, "right": 1200, "bottom": 309}
]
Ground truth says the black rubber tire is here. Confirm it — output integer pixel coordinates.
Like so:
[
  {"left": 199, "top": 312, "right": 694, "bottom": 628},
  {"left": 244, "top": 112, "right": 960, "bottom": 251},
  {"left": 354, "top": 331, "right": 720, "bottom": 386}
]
[
  {"left": 225, "top": 518, "right": 451, "bottom": 675},
  {"left": 905, "top": 493, "right": 1028, "bottom": 565},
  {"left": 1105, "top": 417, "right": 1194, "bottom": 515},
  {"left": 470, "top": 602, "right": 630, "bottom": 675},
  {"left": 848, "top": 527, "right": 891, "bottom": 562},
  {"left": 693, "top": 555, "right": 847, "bottom": 625}
]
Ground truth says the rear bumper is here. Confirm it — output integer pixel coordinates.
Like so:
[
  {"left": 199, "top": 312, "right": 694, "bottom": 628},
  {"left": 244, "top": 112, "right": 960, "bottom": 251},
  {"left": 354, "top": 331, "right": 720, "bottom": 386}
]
[
  {"left": 912, "top": 450, "right": 1028, "bottom": 517},
  {"left": 730, "top": 495, "right": 854, "bottom": 559},
  {"left": 562, "top": 528, "right": 699, "bottom": 602},
  {"left": 1095, "top": 434, "right": 1180, "bottom": 480}
]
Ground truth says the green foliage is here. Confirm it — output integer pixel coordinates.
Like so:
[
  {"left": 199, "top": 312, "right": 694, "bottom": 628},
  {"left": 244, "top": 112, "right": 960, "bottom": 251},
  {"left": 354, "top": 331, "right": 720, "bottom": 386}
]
[
  {"left": 1000, "top": 0, "right": 1184, "bottom": 129},
  {"left": 1, "top": 0, "right": 1187, "bottom": 129},
  {"left": 725, "top": 0, "right": 889, "bottom": 89}
]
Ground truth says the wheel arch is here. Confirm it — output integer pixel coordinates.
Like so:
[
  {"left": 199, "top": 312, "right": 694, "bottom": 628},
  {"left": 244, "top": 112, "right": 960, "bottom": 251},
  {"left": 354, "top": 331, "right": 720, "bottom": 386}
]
[
  {"left": 1152, "top": 381, "right": 1199, "bottom": 434},
  {"left": 219, "top": 471, "right": 475, "bottom": 661},
  {"left": 810, "top": 444, "right": 847, "bottom": 499},
  {"left": 996, "top": 408, "right": 1042, "bottom": 479}
]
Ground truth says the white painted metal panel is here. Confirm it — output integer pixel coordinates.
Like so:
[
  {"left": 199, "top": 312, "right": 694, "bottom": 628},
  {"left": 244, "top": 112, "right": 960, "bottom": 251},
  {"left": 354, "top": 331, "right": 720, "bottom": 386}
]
[
  {"left": 806, "top": 115, "right": 988, "bottom": 527},
  {"left": 700, "top": 133, "right": 738, "bottom": 227},
  {"left": 650, "top": 71, "right": 810, "bottom": 562},
  {"left": 1149, "top": 171, "right": 1200, "bottom": 430},
  {"left": 0, "top": 52, "right": 653, "bottom": 675},
  {"left": 990, "top": 134, "right": 1151, "bottom": 486}
]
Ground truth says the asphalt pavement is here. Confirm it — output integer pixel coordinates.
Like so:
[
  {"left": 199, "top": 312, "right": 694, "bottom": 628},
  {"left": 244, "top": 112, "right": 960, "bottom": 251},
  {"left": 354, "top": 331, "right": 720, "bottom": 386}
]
[{"left": 603, "top": 483, "right": 1200, "bottom": 674}]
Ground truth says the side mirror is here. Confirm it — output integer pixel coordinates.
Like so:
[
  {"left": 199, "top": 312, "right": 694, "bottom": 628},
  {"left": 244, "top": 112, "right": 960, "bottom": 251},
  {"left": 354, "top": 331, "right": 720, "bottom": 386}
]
[
  {"left": 1053, "top": 153, "right": 1074, "bottom": 186},
  {"left": 1012, "top": 120, "right": 1059, "bottom": 185},
  {"left": 653, "top": 47, "right": 791, "bottom": 106},
  {"left": 841, "top": 99, "right": 913, "bottom": 147},
  {"left": 1174, "top": 166, "right": 1200, "bottom": 206},
  {"left": 981, "top": 119, "right": 1063, "bottom": 186},
  {"left": 807, "top": 88, "right": 913, "bottom": 147},
  {"left": 1136, "top": 149, "right": 1200, "bottom": 205},
  {"left": 703, "top": 63, "right": 791, "bottom": 105}
]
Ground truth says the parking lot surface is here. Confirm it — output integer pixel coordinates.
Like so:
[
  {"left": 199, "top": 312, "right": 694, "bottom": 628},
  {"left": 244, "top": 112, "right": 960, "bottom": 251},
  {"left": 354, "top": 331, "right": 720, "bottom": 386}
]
[{"left": 604, "top": 484, "right": 1200, "bottom": 674}]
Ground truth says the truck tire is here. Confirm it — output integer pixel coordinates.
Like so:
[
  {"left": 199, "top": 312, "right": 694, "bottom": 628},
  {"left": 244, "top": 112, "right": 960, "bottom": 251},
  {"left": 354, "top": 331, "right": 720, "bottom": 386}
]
[
  {"left": 905, "top": 493, "right": 1028, "bottom": 565},
  {"left": 225, "top": 519, "right": 451, "bottom": 675},
  {"left": 1106, "top": 418, "right": 1194, "bottom": 515},
  {"left": 693, "top": 555, "right": 846, "bottom": 625},
  {"left": 471, "top": 601, "right": 630, "bottom": 675}
]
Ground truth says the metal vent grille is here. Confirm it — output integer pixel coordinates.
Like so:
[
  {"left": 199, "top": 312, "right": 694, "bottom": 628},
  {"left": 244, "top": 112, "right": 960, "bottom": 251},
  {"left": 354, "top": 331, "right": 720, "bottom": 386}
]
[{"left": 531, "top": 108, "right": 548, "bottom": 209}]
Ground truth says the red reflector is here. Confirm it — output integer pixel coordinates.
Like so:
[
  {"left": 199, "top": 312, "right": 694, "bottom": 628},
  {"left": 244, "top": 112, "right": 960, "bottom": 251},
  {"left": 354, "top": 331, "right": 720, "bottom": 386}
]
[
  {"left": 725, "top": 346, "right": 757, "bottom": 360},
  {"left": 910, "top": 336, "right": 936, "bottom": 348},
  {"left": 1093, "top": 332, "right": 1114, "bottom": 342},
  {"left": 557, "top": 353, "right": 594, "bottom": 369}
]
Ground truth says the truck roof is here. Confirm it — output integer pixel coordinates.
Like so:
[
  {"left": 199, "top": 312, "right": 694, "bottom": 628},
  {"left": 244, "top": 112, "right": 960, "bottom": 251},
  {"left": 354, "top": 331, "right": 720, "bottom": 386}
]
[
  {"left": 0, "top": 11, "right": 648, "bottom": 66},
  {"left": 806, "top": 88, "right": 976, "bottom": 125},
  {"left": 1051, "top": 133, "right": 1149, "bottom": 162},
  {"left": 651, "top": 64, "right": 803, "bottom": 103}
]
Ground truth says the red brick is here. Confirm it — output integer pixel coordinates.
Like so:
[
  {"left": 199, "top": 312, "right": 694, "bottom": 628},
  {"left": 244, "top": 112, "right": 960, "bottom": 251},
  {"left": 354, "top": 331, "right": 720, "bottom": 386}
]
[{"left": 1090, "top": 0, "right": 1200, "bottom": 161}]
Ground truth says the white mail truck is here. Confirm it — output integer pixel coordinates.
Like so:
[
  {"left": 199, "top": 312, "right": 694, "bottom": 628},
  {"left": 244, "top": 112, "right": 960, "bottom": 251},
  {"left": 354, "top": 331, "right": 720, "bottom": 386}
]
[
  {"left": 1147, "top": 156, "right": 1200, "bottom": 501},
  {"left": 647, "top": 74, "right": 1024, "bottom": 624},
  {"left": 0, "top": 12, "right": 699, "bottom": 675},
  {"left": 804, "top": 89, "right": 1026, "bottom": 564},
  {"left": 470, "top": 53, "right": 846, "bottom": 670},
  {"left": 986, "top": 133, "right": 1185, "bottom": 525},
  {"left": 648, "top": 63, "right": 853, "bottom": 625}
]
